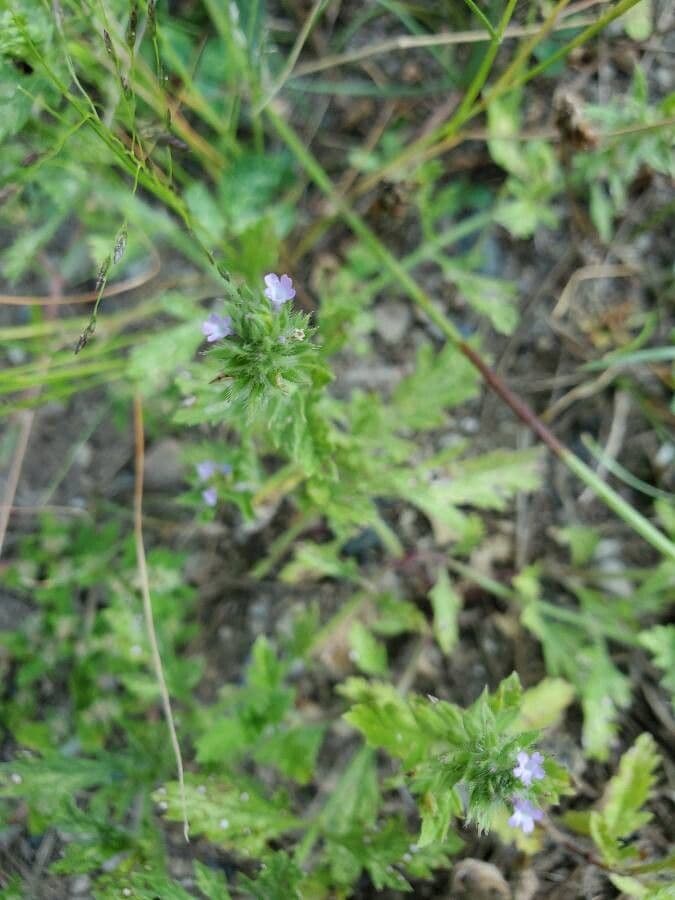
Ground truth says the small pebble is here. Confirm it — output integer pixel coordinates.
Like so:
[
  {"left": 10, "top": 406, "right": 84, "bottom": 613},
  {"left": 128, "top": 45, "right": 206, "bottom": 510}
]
[
  {"left": 374, "top": 300, "right": 412, "bottom": 345},
  {"left": 451, "top": 858, "right": 511, "bottom": 899}
]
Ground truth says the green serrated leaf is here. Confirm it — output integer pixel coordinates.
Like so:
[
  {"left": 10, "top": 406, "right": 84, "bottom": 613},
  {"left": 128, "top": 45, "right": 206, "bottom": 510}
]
[
  {"left": 392, "top": 342, "right": 479, "bottom": 430},
  {"left": 515, "top": 677, "right": 575, "bottom": 730},
  {"left": 562, "top": 809, "right": 592, "bottom": 836},
  {"left": 487, "top": 91, "right": 525, "bottom": 178},
  {"left": 556, "top": 525, "right": 601, "bottom": 566},
  {"left": 443, "top": 266, "right": 519, "bottom": 335},
  {"left": 429, "top": 568, "right": 460, "bottom": 655},
  {"left": 426, "top": 448, "right": 543, "bottom": 511},
  {"left": 349, "top": 621, "right": 389, "bottom": 676},
  {"left": 599, "top": 733, "right": 660, "bottom": 842},
  {"left": 341, "top": 680, "right": 426, "bottom": 765},
  {"left": 97, "top": 868, "right": 194, "bottom": 900},
  {"left": 254, "top": 724, "right": 325, "bottom": 784},
  {"left": 321, "top": 747, "right": 380, "bottom": 834},
  {"left": 238, "top": 852, "right": 303, "bottom": 899},
  {"left": 623, "top": 0, "right": 652, "bottom": 40},
  {"left": 418, "top": 788, "right": 462, "bottom": 846},
  {"left": 590, "top": 181, "right": 614, "bottom": 241},
  {"left": 157, "top": 777, "right": 299, "bottom": 855},
  {"left": 130, "top": 322, "right": 203, "bottom": 392},
  {"left": 195, "top": 715, "right": 249, "bottom": 765},
  {"left": 281, "top": 541, "right": 359, "bottom": 583},
  {"left": 609, "top": 874, "right": 648, "bottom": 897},
  {"left": 580, "top": 644, "right": 632, "bottom": 760},
  {"left": 639, "top": 625, "right": 675, "bottom": 709},
  {"left": 194, "top": 860, "right": 232, "bottom": 899},
  {"left": 372, "top": 593, "right": 426, "bottom": 637}
]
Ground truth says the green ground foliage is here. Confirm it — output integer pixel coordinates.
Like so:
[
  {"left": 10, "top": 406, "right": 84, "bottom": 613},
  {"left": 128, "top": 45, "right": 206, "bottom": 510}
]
[{"left": 1, "top": 0, "right": 673, "bottom": 896}]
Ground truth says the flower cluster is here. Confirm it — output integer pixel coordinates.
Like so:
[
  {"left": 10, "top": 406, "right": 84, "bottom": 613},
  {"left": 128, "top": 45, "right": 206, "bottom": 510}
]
[
  {"left": 195, "top": 459, "right": 232, "bottom": 507},
  {"left": 508, "top": 751, "right": 546, "bottom": 835},
  {"left": 184, "top": 270, "right": 324, "bottom": 428},
  {"left": 200, "top": 274, "right": 297, "bottom": 345}
]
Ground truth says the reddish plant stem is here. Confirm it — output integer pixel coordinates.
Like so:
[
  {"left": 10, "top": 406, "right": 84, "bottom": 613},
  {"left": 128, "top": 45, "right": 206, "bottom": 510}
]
[{"left": 458, "top": 340, "right": 565, "bottom": 456}]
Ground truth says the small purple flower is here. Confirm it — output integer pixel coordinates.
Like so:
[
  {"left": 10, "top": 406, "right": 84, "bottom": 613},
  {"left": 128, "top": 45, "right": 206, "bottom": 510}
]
[
  {"left": 263, "top": 273, "right": 296, "bottom": 310},
  {"left": 196, "top": 460, "right": 233, "bottom": 481},
  {"left": 196, "top": 460, "right": 217, "bottom": 481},
  {"left": 513, "top": 751, "right": 545, "bottom": 787},
  {"left": 202, "top": 486, "right": 218, "bottom": 507},
  {"left": 508, "top": 798, "right": 544, "bottom": 835},
  {"left": 201, "top": 313, "right": 233, "bottom": 342}
]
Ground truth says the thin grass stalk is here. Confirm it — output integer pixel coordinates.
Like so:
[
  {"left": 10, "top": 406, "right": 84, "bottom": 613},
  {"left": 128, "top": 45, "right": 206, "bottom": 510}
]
[
  {"left": 132, "top": 391, "right": 189, "bottom": 841},
  {"left": 451, "top": 0, "right": 520, "bottom": 127}
]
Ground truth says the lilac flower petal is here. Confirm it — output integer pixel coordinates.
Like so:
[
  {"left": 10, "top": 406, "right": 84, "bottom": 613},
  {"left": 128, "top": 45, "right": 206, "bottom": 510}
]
[
  {"left": 263, "top": 272, "right": 295, "bottom": 310},
  {"left": 279, "top": 274, "right": 296, "bottom": 299},
  {"left": 530, "top": 752, "right": 545, "bottom": 781},
  {"left": 514, "top": 760, "right": 532, "bottom": 786},
  {"left": 202, "top": 487, "right": 218, "bottom": 507},
  {"left": 201, "top": 313, "right": 233, "bottom": 342},
  {"left": 196, "top": 460, "right": 217, "bottom": 481},
  {"left": 218, "top": 463, "right": 232, "bottom": 475},
  {"left": 509, "top": 798, "right": 544, "bottom": 835},
  {"left": 514, "top": 750, "right": 546, "bottom": 787}
]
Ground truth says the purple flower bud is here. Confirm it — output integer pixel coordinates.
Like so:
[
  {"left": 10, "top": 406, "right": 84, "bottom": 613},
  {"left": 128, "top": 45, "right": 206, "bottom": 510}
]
[
  {"left": 263, "top": 273, "right": 296, "bottom": 311},
  {"left": 508, "top": 798, "right": 543, "bottom": 835},
  {"left": 202, "top": 313, "right": 233, "bottom": 342},
  {"left": 513, "top": 751, "right": 545, "bottom": 787},
  {"left": 202, "top": 486, "right": 218, "bottom": 507}
]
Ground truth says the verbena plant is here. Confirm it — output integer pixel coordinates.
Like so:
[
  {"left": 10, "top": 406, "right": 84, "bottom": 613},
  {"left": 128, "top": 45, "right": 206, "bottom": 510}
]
[{"left": 1, "top": 0, "right": 673, "bottom": 896}]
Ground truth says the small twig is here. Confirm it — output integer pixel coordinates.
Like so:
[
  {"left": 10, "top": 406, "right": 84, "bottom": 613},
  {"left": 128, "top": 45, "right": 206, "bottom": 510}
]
[
  {"left": 458, "top": 341, "right": 565, "bottom": 456},
  {"left": 541, "top": 367, "right": 617, "bottom": 424},
  {"left": 0, "top": 412, "right": 34, "bottom": 560},
  {"left": 579, "top": 390, "right": 630, "bottom": 505},
  {"left": 552, "top": 263, "right": 638, "bottom": 319},
  {"left": 256, "top": 0, "right": 330, "bottom": 112},
  {"left": 544, "top": 819, "right": 610, "bottom": 871},
  {"left": 25, "top": 828, "right": 56, "bottom": 895},
  {"left": 461, "top": 0, "right": 497, "bottom": 38},
  {"left": 581, "top": 435, "right": 674, "bottom": 502},
  {"left": 0, "top": 504, "right": 89, "bottom": 518},
  {"left": 0, "top": 247, "right": 161, "bottom": 306},
  {"left": 336, "top": 101, "right": 396, "bottom": 196},
  {"left": 515, "top": 428, "right": 534, "bottom": 570},
  {"left": 291, "top": 13, "right": 601, "bottom": 79},
  {"left": 0, "top": 277, "right": 62, "bottom": 558},
  {"left": 132, "top": 391, "right": 189, "bottom": 841}
]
